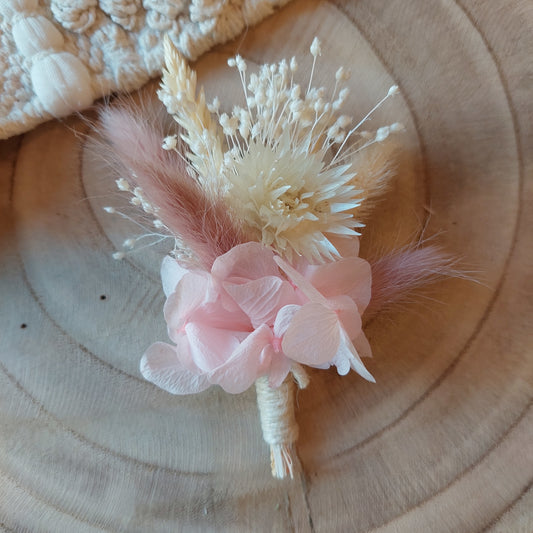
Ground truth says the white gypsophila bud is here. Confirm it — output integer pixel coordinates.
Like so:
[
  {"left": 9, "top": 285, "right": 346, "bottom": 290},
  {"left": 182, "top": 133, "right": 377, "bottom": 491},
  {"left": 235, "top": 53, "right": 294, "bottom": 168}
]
[
  {"left": 141, "top": 201, "right": 153, "bottom": 213},
  {"left": 207, "top": 97, "right": 220, "bottom": 113},
  {"left": 236, "top": 55, "right": 247, "bottom": 72},
  {"left": 248, "top": 73, "right": 258, "bottom": 91},
  {"left": 153, "top": 219, "right": 164, "bottom": 228},
  {"left": 391, "top": 122, "right": 405, "bottom": 132},
  {"left": 338, "top": 87, "right": 349, "bottom": 101},
  {"left": 251, "top": 122, "right": 262, "bottom": 138},
  {"left": 335, "top": 66, "right": 350, "bottom": 82},
  {"left": 227, "top": 57, "right": 236, "bottom": 67},
  {"left": 313, "top": 98, "right": 324, "bottom": 113},
  {"left": 289, "top": 99, "right": 303, "bottom": 116},
  {"left": 112, "top": 252, "right": 125, "bottom": 260},
  {"left": 333, "top": 87, "right": 350, "bottom": 110},
  {"left": 123, "top": 238, "right": 136, "bottom": 249},
  {"left": 310, "top": 37, "right": 321, "bottom": 57},
  {"left": 334, "top": 132, "right": 346, "bottom": 144},
  {"left": 290, "top": 57, "right": 298, "bottom": 72},
  {"left": 219, "top": 113, "right": 230, "bottom": 128},
  {"left": 130, "top": 197, "right": 141, "bottom": 206},
  {"left": 239, "top": 113, "right": 251, "bottom": 139},
  {"left": 387, "top": 85, "right": 399, "bottom": 97},
  {"left": 115, "top": 178, "right": 130, "bottom": 191},
  {"left": 375, "top": 126, "right": 390, "bottom": 142},
  {"left": 337, "top": 115, "right": 351, "bottom": 128},
  {"left": 162, "top": 135, "right": 177, "bottom": 150},
  {"left": 103, "top": 206, "right": 115, "bottom": 213},
  {"left": 327, "top": 125, "right": 339, "bottom": 139},
  {"left": 290, "top": 84, "right": 301, "bottom": 100}
]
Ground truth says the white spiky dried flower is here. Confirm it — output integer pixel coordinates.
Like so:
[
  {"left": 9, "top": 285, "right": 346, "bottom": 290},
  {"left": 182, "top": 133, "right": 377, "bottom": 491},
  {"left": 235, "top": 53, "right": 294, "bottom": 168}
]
[{"left": 159, "top": 36, "right": 402, "bottom": 262}]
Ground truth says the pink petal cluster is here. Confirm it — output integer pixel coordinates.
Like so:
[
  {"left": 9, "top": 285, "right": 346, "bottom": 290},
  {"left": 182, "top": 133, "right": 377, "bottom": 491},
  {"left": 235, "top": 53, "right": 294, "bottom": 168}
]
[{"left": 140, "top": 242, "right": 374, "bottom": 394}]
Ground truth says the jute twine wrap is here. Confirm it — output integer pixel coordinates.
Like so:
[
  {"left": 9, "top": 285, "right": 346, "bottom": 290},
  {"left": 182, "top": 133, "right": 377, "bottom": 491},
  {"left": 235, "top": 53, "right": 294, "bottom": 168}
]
[{"left": 255, "top": 366, "right": 309, "bottom": 479}]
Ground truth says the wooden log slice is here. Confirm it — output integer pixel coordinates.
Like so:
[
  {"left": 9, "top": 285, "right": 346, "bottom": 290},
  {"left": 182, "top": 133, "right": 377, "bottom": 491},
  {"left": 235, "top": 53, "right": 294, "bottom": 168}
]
[{"left": 0, "top": 1, "right": 532, "bottom": 531}]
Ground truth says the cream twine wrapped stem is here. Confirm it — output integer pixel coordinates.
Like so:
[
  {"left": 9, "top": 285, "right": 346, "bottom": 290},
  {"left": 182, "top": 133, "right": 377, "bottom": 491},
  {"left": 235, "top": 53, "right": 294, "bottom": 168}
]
[{"left": 255, "top": 365, "right": 309, "bottom": 479}]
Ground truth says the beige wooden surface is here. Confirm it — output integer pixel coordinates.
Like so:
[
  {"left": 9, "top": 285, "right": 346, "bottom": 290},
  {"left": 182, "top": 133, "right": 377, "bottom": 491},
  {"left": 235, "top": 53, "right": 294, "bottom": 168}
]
[{"left": 1, "top": 1, "right": 532, "bottom": 531}]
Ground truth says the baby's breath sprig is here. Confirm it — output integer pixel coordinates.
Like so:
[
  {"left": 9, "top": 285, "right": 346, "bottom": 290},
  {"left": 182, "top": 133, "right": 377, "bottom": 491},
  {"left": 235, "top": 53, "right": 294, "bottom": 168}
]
[{"left": 103, "top": 177, "right": 194, "bottom": 264}]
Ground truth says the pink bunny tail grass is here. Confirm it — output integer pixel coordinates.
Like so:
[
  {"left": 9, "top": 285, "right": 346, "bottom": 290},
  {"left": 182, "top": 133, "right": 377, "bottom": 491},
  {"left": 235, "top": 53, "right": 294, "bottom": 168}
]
[
  {"left": 99, "top": 105, "right": 243, "bottom": 269},
  {"left": 365, "top": 244, "right": 463, "bottom": 319}
]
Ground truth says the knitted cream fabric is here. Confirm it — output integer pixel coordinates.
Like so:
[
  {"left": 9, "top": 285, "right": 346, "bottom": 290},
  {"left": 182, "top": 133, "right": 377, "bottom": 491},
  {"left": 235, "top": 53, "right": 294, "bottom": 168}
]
[{"left": 0, "top": 0, "right": 290, "bottom": 139}]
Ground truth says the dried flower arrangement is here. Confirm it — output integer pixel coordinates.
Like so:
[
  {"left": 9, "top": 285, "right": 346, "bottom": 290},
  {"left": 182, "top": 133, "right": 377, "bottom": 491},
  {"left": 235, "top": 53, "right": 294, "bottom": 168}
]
[{"left": 98, "top": 37, "right": 456, "bottom": 478}]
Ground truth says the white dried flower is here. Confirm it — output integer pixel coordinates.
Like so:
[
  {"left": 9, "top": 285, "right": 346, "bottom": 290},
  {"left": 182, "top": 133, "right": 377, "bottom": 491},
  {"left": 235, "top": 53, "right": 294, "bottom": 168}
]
[
  {"left": 162, "top": 135, "right": 177, "bottom": 150},
  {"left": 115, "top": 178, "right": 130, "bottom": 191},
  {"left": 310, "top": 37, "right": 321, "bottom": 57},
  {"left": 387, "top": 85, "right": 399, "bottom": 97},
  {"left": 158, "top": 37, "right": 401, "bottom": 262},
  {"left": 375, "top": 126, "right": 390, "bottom": 142}
]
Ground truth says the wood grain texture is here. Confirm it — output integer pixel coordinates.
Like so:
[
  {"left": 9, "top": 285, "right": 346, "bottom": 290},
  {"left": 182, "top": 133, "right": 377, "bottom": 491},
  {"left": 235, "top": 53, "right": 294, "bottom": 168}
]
[{"left": 1, "top": 1, "right": 532, "bottom": 531}]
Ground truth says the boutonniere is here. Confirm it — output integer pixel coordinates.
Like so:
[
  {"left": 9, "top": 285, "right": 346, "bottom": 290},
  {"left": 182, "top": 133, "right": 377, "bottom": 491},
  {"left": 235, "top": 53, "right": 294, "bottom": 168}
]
[{"left": 99, "top": 36, "right": 456, "bottom": 478}]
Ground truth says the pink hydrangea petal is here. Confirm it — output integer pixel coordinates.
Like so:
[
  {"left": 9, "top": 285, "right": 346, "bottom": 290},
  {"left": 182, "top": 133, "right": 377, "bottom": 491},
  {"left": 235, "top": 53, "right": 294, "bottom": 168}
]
[
  {"left": 140, "top": 342, "right": 210, "bottom": 394},
  {"left": 328, "top": 295, "right": 362, "bottom": 340},
  {"left": 212, "top": 242, "right": 279, "bottom": 281},
  {"left": 282, "top": 303, "right": 340, "bottom": 365},
  {"left": 208, "top": 324, "right": 273, "bottom": 393},
  {"left": 161, "top": 255, "right": 189, "bottom": 297},
  {"left": 267, "top": 349, "right": 292, "bottom": 388},
  {"left": 164, "top": 272, "right": 208, "bottom": 337},
  {"left": 192, "top": 298, "right": 251, "bottom": 331},
  {"left": 352, "top": 330, "right": 373, "bottom": 359},
  {"left": 303, "top": 257, "right": 372, "bottom": 307},
  {"left": 185, "top": 322, "right": 241, "bottom": 372},
  {"left": 345, "top": 259, "right": 372, "bottom": 313},
  {"left": 274, "top": 255, "right": 329, "bottom": 305},
  {"left": 273, "top": 304, "right": 301, "bottom": 337},
  {"left": 334, "top": 329, "right": 375, "bottom": 382},
  {"left": 224, "top": 277, "right": 296, "bottom": 328}
]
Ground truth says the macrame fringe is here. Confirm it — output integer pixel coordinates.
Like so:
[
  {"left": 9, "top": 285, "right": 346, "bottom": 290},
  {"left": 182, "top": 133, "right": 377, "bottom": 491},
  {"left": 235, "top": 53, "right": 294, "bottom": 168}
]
[{"left": 255, "top": 367, "right": 308, "bottom": 479}]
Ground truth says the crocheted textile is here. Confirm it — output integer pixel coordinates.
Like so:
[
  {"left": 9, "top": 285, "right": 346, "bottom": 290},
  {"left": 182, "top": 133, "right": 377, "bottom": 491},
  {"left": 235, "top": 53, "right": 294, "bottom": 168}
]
[{"left": 0, "top": 0, "right": 290, "bottom": 139}]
